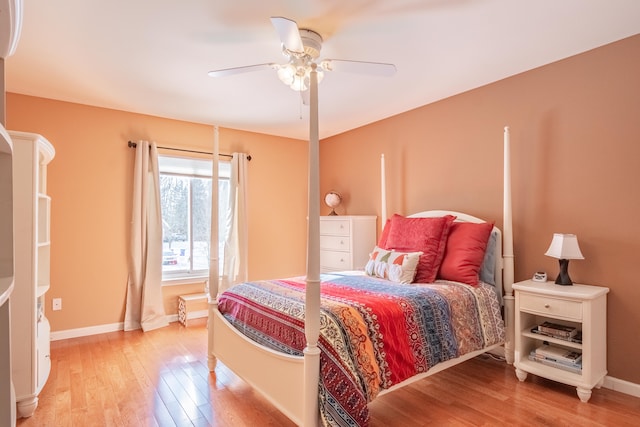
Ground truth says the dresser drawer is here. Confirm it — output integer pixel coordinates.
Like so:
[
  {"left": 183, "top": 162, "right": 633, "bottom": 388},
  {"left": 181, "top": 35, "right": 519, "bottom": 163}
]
[
  {"left": 319, "top": 219, "right": 350, "bottom": 236},
  {"left": 320, "top": 250, "right": 351, "bottom": 270},
  {"left": 519, "top": 293, "right": 582, "bottom": 321},
  {"left": 320, "top": 235, "right": 350, "bottom": 251}
]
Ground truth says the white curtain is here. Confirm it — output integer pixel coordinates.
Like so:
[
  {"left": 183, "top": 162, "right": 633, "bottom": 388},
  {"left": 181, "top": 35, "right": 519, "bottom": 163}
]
[
  {"left": 125, "top": 140, "right": 169, "bottom": 332},
  {"left": 221, "top": 153, "right": 249, "bottom": 293}
]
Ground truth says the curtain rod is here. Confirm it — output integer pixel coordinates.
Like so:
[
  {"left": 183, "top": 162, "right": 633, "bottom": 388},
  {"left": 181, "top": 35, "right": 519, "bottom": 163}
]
[{"left": 127, "top": 141, "right": 251, "bottom": 161}]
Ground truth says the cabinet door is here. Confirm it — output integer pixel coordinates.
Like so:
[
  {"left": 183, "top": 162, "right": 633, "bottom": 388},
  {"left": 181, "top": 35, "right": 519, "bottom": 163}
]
[{"left": 37, "top": 317, "right": 51, "bottom": 391}]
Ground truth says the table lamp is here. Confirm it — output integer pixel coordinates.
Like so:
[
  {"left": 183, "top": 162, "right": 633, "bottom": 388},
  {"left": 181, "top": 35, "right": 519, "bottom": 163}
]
[{"left": 544, "top": 233, "right": 584, "bottom": 286}]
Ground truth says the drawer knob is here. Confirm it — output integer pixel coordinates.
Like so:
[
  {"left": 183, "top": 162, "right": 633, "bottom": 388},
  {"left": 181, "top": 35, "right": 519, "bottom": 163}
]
[{"left": 544, "top": 304, "right": 550, "bottom": 308}]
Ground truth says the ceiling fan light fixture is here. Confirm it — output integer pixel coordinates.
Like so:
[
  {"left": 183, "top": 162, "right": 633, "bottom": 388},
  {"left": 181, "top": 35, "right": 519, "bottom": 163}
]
[
  {"left": 289, "top": 75, "right": 308, "bottom": 91},
  {"left": 277, "top": 63, "right": 324, "bottom": 92},
  {"left": 319, "top": 59, "right": 333, "bottom": 72},
  {"left": 277, "top": 63, "right": 296, "bottom": 85}
]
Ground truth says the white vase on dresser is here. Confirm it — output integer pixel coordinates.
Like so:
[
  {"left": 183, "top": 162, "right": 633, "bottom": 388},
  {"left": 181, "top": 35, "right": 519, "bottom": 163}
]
[
  {"left": 319, "top": 215, "right": 377, "bottom": 273},
  {"left": 9, "top": 131, "right": 55, "bottom": 418},
  {"left": 0, "top": 124, "right": 16, "bottom": 426}
]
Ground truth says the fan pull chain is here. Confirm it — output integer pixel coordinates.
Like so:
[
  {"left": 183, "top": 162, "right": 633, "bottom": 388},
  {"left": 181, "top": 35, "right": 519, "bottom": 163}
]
[{"left": 299, "top": 92, "right": 303, "bottom": 120}]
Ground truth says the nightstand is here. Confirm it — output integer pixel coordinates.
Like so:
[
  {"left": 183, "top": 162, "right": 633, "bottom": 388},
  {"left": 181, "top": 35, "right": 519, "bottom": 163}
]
[{"left": 513, "top": 280, "right": 609, "bottom": 402}]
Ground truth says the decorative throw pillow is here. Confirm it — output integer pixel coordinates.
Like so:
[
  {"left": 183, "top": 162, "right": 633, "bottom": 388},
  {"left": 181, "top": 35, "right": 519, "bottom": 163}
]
[
  {"left": 479, "top": 230, "right": 498, "bottom": 286},
  {"left": 384, "top": 214, "right": 456, "bottom": 283},
  {"left": 365, "top": 246, "right": 423, "bottom": 284},
  {"left": 438, "top": 221, "right": 494, "bottom": 286}
]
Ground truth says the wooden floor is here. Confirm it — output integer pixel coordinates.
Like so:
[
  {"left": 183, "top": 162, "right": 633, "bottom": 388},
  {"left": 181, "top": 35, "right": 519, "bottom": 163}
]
[{"left": 17, "top": 318, "right": 640, "bottom": 427}]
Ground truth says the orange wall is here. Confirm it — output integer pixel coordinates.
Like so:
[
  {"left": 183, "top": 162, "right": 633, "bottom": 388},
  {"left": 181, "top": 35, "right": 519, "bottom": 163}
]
[
  {"left": 320, "top": 35, "right": 640, "bottom": 384},
  {"left": 6, "top": 96, "right": 309, "bottom": 331}
]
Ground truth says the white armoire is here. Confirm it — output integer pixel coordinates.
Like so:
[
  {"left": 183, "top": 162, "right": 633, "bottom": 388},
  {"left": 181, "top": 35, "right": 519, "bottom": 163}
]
[
  {"left": 10, "top": 131, "right": 55, "bottom": 418},
  {"left": 2, "top": 0, "right": 24, "bottom": 422},
  {"left": 0, "top": 125, "right": 16, "bottom": 426}
]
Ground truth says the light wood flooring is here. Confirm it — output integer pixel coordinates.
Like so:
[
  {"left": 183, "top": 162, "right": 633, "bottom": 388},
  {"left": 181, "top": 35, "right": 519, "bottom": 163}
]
[{"left": 16, "top": 318, "right": 640, "bottom": 426}]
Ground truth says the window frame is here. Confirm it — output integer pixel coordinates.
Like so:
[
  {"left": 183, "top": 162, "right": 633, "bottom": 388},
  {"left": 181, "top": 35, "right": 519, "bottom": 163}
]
[{"left": 158, "top": 154, "right": 230, "bottom": 284}]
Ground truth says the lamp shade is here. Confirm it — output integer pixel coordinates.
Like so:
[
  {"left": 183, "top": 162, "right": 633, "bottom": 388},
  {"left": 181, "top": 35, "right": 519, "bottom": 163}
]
[{"left": 544, "top": 233, "right": 584, "bottom": 260}]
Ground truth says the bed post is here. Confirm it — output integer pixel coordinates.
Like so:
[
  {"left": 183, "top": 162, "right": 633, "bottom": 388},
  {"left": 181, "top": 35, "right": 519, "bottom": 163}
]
[
  {"left": 503, "top": 126, "right": 515, "bottom": 364},
  {"left": 381, "top": 153, "right": 387, "bottom": 229},
  {"left": 208, "top": 125, "right": 220, "bottom": 371},
  {"left": 304, "top": 65, "right": 321, "bottom": 427}
]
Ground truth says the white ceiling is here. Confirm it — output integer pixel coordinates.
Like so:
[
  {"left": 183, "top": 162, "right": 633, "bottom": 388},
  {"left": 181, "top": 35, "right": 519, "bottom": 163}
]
[{"left": 6, "top": 0, "right": 640, "bottom": 140}]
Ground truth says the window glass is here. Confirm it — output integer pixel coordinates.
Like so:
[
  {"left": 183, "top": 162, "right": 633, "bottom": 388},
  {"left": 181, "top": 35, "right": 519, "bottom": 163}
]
[{"left": 159, "top": 155, "right": 230, "bottom": 281}]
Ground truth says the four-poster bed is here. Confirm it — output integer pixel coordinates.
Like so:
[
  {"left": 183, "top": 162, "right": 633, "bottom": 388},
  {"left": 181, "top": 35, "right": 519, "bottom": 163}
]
[{"left": 207, "top": 67, "right": 514, "bottom": 426}]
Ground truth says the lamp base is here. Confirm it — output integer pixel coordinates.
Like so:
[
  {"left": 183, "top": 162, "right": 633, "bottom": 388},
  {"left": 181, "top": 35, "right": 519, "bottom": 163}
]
[
  {"left": 328, "top": 209, "right": 338, "bottom": 216},
  {"left": 554, "top": 258, "right": 573, "bottom": 286}
]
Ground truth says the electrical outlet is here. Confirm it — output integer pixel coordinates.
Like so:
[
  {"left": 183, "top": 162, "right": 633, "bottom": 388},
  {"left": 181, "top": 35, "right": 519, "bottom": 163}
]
[{"left": 52, "top": 298, "right": 62, "bottom": 311}]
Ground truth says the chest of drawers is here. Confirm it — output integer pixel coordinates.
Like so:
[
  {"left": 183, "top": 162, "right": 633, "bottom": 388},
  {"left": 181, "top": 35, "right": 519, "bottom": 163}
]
[{"left": 319, "top": 216, "right": 376, "bottom": 273}]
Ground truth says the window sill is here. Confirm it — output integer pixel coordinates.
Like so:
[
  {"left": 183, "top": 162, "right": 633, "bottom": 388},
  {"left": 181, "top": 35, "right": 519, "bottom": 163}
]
[{"left": 162, "top": 275, "right": 209, "bottom": 287}]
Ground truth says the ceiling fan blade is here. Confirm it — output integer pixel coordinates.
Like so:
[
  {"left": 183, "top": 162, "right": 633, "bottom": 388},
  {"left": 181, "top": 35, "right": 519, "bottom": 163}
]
[
  {"left": 320, "top": 59, "right": 396, "bottom": 77},
  {"left": 270, "top": 16, "right": 304, "bottom": 53},
  {"left": 208, "top": 63, "right": 276, "bottom": 78}
]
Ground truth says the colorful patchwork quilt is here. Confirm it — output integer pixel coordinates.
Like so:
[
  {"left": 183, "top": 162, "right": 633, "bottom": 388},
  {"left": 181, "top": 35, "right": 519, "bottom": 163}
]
[{"left": 217, "top": 272, "right": 505, "bottom": 427}]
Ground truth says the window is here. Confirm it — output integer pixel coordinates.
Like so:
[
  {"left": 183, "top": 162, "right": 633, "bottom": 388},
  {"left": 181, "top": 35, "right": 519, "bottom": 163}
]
[{"left": 159, "top": 155, "right": 230, "bottom": 281}]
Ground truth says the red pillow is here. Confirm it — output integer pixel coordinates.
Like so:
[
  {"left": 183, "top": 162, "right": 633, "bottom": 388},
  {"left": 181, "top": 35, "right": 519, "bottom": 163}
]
[
  {"left": 378, "top": 218, "right": 392, "bottom": 248},
  {"left": 438, "top": 221, "right": 494, "bottom": 286},
  {"left": 385, "top": 214, "right": 456, "bottom": 283}
]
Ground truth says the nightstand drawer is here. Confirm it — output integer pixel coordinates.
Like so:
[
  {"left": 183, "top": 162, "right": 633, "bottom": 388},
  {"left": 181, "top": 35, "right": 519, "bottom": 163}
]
[
  {"left": 519, "top": 293, "right": 582, "bottom": 320},
  {"left": 320, "top": 235, "right": 350, "bottom": 251},
  {"left": 320, "top": 250, "right": 351, "bottom": 270},
  {"left": 319, "top": 219, "right": 350, "bottom": 236}
]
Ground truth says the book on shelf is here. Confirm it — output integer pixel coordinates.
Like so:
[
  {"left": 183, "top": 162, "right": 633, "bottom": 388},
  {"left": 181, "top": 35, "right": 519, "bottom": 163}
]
[
  {"left": 530, "top": 327, "right": 582, "bottom": 343},
  {"left": 535, "top": 344, "right": 582, "bottom": 364},
  {"left": 537, "top": 321, "right": 578, "bottom": 338},
  {"left": 528, "top": 351, "right": 582, "bottom": 374},
  {"left": 530, "top": 352, "right": 583, "bottom": 369}
]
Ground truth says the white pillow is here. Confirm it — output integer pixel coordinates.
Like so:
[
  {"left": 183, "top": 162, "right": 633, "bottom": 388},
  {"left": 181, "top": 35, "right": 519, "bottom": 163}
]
[{"left": 365, "top": 246, "right": 423, "bottom": 284}]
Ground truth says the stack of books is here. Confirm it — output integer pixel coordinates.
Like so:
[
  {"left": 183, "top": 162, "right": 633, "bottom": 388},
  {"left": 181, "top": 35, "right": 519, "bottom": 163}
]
[
  {"left": 531, "top": 321, "right": 582, "bottom": 343},
  {"left": 529, "top": 344, "right": 582, "bottom": 374}
]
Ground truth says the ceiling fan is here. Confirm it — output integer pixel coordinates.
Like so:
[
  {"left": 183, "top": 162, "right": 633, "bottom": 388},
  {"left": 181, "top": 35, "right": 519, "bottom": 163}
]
[
  {"left": 208, "top": 17, "right": 395, "bottom": 296},
  {"left": 207, "top": 17, "right": 396, "bottom": 94}
]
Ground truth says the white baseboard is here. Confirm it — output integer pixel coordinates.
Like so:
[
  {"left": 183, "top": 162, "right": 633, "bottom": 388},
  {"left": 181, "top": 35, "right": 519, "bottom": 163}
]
[
  {"left": 50, "top": 322, "right": 124, "bottom": 341},
  {"left": 49, "top": 311, "right": 208, "bottom": 341},
  {"left": 603, "top": 375, "right": 640, "bottom": 398},
  {"left": 177, "top": 309, "right": 209, "bottom": 324},
  {"left": 170, "top": 310, "right": 208, "bottom": 325}
]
